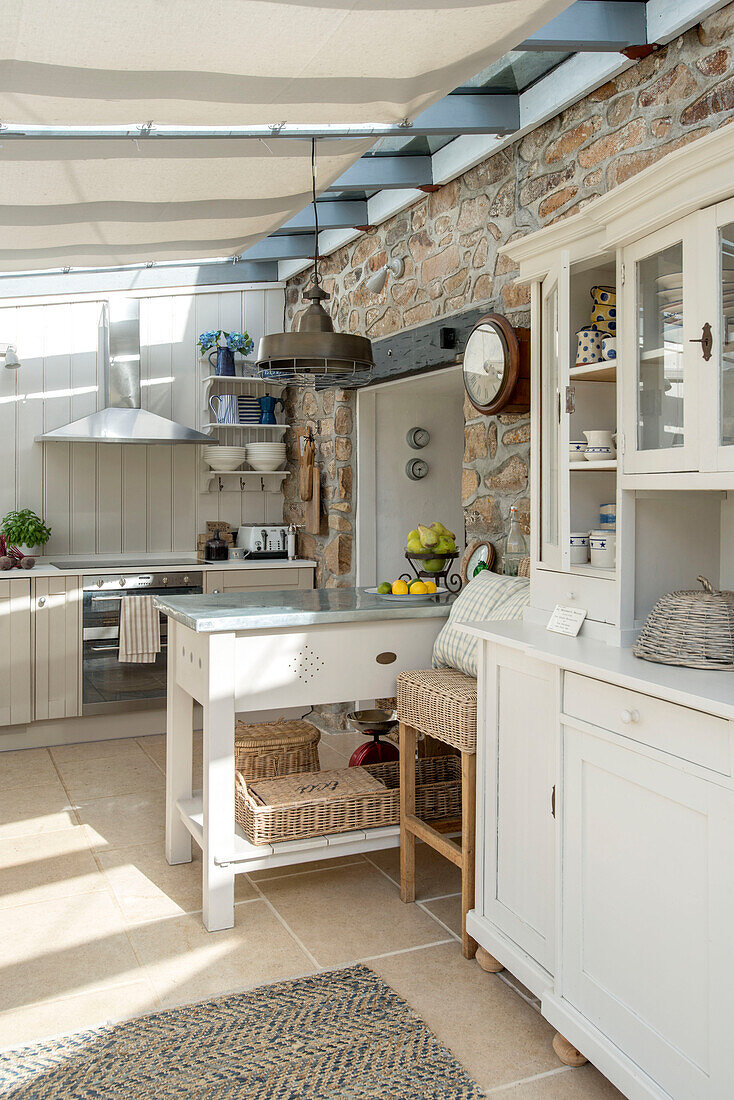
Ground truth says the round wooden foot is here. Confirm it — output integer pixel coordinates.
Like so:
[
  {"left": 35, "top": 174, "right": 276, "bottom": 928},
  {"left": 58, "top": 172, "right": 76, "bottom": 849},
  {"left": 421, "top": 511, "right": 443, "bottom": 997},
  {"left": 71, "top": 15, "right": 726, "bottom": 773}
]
[
  {"left": 475, "top": 945, "right": 504, "bottom": 973},
  {"left": 552, "top": 1032, "right": 588, "bottom": 1067}
]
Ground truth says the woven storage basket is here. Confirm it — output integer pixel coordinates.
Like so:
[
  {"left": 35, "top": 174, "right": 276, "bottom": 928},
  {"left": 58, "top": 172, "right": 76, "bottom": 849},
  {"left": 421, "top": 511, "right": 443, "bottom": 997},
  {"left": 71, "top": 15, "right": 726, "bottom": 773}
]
[
  {"left": 234, "top": 719, "right": 320, "bottom": 782},
  {"left": 235, "top": 756, "right": 461, "bottom": 846},
  {"left": 633, "top": 576, "right": 734, "bottom": 670},
  {"left": 397, "top": 669, "right": 477, "bottom": 753}
]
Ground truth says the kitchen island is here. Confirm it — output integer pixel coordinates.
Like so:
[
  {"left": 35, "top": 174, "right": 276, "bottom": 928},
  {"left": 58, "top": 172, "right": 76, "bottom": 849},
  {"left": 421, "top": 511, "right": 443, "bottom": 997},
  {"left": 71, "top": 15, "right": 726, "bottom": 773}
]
[{"left": 155, "top": 587, "right": 452, "bottom": 931}]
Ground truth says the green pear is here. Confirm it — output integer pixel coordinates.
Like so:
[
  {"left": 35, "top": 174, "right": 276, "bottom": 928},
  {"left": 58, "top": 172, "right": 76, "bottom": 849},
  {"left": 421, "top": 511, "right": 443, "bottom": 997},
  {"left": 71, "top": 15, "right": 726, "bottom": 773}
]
[
  {"left": 434, "top": 535, "right": 454, "bottom": 554},
  {"left": 418, "top": 524, "right": 438, "bottom": 548},
  {"left": 432, "top": 521, "right": 456, "bottom": 540},
  {"left": 406, "top": 536, "right": 423, "bottom": 554},
  {"left": 407, "top": 528, "right": 420, "bottom": 543},
  {"left": 423, "top": 558, "right": 444, "bottom": 573}
]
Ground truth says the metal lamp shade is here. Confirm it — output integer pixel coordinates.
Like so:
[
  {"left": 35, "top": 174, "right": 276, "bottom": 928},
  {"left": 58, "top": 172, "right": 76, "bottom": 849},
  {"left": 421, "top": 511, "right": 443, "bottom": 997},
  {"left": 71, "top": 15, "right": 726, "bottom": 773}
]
[{"left": 256, "top": 282, "right": 374, "bottom": 389}]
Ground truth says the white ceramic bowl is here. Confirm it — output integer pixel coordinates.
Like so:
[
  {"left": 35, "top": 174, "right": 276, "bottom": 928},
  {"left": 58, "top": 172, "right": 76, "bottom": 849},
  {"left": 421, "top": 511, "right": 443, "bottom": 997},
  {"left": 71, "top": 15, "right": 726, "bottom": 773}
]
[
  {"left": 247, "top": 457, "right": 286, "bottom": 472},
  {"left": 569, "top": 441, "right": 587, "bottom": 461},
  {"left": 202, "top": 446, "right": 247, "bottom": 471}
]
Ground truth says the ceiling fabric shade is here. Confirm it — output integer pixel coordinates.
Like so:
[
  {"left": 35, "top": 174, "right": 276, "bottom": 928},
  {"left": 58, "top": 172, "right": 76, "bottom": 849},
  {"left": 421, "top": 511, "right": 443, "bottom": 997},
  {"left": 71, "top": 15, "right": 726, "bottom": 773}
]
[
  {"left": 0, "top": 0, "right": 569, "bottom": 272},
  {"left": 1, "top": 1, "right": 570, "bottom": 126}
]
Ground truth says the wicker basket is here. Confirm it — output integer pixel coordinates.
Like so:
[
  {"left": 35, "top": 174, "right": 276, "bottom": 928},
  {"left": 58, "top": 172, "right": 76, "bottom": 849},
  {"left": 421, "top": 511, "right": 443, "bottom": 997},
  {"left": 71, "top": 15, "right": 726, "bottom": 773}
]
[
  {"left": 235, "top": 756, "right": 462, "bottom": 846},
  {"left": 397, "top": 668, "right": 477, "bottom": 753},
  {"left": 633, "top": 576, "right": 734, "bottom": 670},
  {"left": 234, "top": 719, "right": 320, "bottom": 782}
]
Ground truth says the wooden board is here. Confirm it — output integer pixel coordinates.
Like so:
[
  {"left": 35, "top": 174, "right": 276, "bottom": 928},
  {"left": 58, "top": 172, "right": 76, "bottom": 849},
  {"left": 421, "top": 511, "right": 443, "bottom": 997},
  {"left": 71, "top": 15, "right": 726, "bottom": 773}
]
[{"left": 305, "top": 464, "right": 321, "bottom": 534}]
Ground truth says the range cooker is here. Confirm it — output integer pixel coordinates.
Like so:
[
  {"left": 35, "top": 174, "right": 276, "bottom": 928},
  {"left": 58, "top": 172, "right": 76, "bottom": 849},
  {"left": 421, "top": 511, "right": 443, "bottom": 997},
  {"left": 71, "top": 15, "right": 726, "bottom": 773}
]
[{"left": 81, "top": 569, "right": 203, "bottom": 715}]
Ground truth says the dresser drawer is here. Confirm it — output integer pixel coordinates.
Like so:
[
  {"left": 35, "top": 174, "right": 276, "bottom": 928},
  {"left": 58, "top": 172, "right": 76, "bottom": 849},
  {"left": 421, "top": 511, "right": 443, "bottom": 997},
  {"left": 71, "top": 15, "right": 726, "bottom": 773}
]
[{"left": 563, "top": 672, "right": 731, "bottom": 775}]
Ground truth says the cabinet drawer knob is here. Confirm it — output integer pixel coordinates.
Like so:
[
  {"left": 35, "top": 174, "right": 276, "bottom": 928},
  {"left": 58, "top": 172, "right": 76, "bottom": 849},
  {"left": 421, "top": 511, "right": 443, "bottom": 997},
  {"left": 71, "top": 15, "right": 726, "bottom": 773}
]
[
  {"left": 37, "top": 596, "right": 46, "bottom": 608},
  {"left": 620, "top": 708, "right": 639, "bottom": 724}
]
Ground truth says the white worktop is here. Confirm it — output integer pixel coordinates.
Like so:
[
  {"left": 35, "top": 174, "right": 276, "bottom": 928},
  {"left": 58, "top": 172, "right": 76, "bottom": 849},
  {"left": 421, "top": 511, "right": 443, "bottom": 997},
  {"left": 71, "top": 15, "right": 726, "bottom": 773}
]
[
  {"left": 458, "top": 618, "right": 734, "bottom": 722},
  {"left": 4, "top": 557, "right": 316, "bottom": 578}
]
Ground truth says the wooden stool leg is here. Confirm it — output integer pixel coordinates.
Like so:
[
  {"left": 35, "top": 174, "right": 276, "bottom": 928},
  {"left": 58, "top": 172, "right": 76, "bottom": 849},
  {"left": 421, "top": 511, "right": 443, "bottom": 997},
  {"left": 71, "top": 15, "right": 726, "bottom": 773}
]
[
  {"left": 553, "top": 1033, "right": 588, "bottom": 1067},
  {"left": 461, "top": 749, "right": 478, "bottom": 959},
  {"left": 475, "top": 946, "right": 504, "bottom": 973},
  {"left": 399, "top": 722, "right": 417, "bottom": 904}
]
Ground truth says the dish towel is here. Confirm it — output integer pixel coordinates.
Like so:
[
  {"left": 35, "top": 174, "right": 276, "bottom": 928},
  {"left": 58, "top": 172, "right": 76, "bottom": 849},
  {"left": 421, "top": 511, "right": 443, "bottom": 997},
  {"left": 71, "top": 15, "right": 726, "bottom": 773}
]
[{"left": 118, "top": 595, "right": 161, "bottom": 663}]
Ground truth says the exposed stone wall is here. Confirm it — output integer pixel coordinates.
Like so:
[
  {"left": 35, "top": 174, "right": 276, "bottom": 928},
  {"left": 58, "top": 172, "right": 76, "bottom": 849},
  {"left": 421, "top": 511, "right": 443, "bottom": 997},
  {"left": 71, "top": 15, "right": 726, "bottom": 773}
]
[{"left": 284, "top": 6, "right": 734, "bottom": 582}]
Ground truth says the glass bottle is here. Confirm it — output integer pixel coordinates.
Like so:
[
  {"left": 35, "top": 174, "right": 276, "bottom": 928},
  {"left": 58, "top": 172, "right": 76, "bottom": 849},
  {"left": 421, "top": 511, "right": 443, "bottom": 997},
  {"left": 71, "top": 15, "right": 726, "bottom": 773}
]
[{"left": 503, "top": 506, "right": 527, "bottom": 577}]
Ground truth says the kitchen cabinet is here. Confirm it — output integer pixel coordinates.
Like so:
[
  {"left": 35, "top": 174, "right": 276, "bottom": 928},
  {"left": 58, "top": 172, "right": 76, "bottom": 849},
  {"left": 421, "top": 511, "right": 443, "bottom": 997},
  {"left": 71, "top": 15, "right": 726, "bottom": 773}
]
[
  {"left": 0, "top": 577, "right": 32, "bottom": 726},
  {"left": 559, "top": 718, "right": 734, "bottom": 1099},
  {"left": 34, "top": 577, "right": 82, "bottom": 720},
  {"left": 467, "top": 641, "right": 556, "bottom": 995},
  {"left": 204, "top": 566, "right": 314, "bottom": 595}
]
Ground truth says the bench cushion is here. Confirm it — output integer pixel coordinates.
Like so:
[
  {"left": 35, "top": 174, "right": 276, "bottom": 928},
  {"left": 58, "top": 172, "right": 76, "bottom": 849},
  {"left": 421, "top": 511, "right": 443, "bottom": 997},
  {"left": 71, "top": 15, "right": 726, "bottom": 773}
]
[{"left": 432, "top": 570, "right": 529, "bottom": 678}]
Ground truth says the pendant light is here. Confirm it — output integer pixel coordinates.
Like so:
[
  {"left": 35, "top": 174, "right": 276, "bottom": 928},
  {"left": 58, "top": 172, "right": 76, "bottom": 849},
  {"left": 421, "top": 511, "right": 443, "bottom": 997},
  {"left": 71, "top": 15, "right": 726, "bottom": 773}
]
[{"left": 255, "top": 139, "right": 374, "bottom": 389}]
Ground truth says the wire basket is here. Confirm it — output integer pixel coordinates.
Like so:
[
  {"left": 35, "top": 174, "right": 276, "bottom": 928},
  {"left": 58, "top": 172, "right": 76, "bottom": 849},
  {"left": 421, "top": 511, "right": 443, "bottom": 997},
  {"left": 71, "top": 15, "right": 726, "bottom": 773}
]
[{"left": 633, "top": 576, "right": 734, "bottom": 670}]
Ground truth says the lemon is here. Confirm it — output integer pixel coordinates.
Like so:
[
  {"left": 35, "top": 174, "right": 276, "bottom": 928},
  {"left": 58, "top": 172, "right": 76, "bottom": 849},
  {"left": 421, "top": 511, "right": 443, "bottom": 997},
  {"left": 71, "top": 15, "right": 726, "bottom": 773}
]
[
  {"left": 410, "top": 581, "right": 428, "bottom": 595},
  {"left": 392, "top": 579, "right": 409, "bottom": 595},
  {"left": 423, "top": 580, "right": 437, "bottom": 593}
]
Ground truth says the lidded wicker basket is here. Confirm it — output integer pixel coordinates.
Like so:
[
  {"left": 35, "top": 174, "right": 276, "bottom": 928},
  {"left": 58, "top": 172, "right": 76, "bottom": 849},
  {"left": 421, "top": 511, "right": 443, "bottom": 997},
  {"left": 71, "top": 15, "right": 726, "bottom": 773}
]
[
  {"left": 234, "top": 719, "right": 320, "bottom": 782},
  {"left": 633, "top": 576, "right": 734, "bottom": 670}
]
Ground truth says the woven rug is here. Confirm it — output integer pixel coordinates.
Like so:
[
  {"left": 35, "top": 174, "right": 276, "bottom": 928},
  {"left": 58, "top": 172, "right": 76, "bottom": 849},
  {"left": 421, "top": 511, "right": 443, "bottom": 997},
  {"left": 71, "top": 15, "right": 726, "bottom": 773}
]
[{"left": 0, "top": 965, "right": 483, "bottom": 1099}]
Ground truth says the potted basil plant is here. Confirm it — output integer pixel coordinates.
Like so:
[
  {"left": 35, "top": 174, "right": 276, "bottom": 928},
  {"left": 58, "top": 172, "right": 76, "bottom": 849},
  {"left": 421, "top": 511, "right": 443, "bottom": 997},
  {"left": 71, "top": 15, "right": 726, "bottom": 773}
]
[{"left": 0, "top": 509, "right": 52, "bottom": 556}]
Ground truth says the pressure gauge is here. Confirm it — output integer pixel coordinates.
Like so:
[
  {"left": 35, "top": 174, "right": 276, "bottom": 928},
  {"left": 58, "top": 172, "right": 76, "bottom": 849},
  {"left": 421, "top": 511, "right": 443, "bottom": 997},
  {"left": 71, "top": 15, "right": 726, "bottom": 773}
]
[
  {"left": 405, "top": 458, "right": 429, "bottom": 481},
  {"left": 407, "top": 426, "right": 430, "bottom": 450}
]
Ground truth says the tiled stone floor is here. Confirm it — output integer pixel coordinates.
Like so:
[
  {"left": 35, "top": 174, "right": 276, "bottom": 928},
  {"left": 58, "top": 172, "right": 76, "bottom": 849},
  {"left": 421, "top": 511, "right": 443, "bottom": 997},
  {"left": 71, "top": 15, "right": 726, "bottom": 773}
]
[{"left": 0, "top": 730, "right": 623, "bottom": 1097}]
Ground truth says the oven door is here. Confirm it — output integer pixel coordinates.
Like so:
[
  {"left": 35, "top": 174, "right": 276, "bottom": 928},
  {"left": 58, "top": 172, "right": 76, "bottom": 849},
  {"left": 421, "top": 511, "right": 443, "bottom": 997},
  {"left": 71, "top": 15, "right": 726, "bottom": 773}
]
[{"left": 81, "top": 586, "right": 196, "bottom": 714}]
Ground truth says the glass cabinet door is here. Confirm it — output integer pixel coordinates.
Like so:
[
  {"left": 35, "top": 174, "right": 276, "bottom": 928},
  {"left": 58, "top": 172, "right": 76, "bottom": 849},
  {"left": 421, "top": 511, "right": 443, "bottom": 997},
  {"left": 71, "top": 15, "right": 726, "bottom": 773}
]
[
  {"left": 700, "top": 197, "right": 734, "bottom": 472},
  {"left": 622, "top": 221, "right": 698, "bottom": 473},
  {"left": 539, "top": 259, "right": 569, "bottom": 570}
]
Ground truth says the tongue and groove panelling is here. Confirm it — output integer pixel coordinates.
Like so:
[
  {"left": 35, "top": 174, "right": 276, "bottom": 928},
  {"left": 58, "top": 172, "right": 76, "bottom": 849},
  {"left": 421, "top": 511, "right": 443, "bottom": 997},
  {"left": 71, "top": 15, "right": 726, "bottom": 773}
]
[{"left": 0, "top": 286, "right": 284, "bottom": 556}]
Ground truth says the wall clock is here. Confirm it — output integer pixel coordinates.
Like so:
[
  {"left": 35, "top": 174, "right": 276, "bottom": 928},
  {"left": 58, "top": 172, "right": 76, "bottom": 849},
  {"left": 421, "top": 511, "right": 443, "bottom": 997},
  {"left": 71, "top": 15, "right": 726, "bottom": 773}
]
[
  {"left": 462, "top": 313, "right": 530, "bottom": 416},
  {"left": 461, "top": 540, "right": 496, "bottom": 585}
]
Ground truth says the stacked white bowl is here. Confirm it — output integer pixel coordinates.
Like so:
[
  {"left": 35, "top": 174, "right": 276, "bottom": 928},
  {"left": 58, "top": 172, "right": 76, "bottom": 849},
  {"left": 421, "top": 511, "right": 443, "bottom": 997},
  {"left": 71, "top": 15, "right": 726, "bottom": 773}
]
[
  {"left": 202, "top": 445, "right": 247, "bottom": 471},
  {"left": 246, "top": 441, "right": 286, "bottom": 472}
]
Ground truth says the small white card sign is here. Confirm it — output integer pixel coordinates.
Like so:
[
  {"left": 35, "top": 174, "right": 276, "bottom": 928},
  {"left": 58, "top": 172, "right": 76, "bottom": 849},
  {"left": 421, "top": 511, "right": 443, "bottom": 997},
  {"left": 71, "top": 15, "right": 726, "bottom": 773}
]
[{"left": 547, "top": 604, "right": 587, "bottom": 637}]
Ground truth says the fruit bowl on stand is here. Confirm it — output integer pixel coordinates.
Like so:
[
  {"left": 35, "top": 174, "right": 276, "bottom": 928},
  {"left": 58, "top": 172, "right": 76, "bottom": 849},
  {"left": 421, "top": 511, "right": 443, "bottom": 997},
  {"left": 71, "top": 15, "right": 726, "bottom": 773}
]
[{"left": 401, "top": 549, "right": 462, "bottom": 594}]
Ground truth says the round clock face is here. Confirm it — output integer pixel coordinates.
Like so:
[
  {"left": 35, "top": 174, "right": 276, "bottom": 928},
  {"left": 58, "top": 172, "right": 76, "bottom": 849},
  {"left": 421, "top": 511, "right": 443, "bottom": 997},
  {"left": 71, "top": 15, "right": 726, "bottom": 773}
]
[{"left": 463, "top": 322, "right": 508, "bottom": 411}]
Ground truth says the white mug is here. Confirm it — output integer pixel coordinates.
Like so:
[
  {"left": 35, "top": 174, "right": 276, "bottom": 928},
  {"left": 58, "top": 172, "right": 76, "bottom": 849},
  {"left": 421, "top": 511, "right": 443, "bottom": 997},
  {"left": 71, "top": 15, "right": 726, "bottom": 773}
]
[
  {"left": 209, "top": 394, "right": 237, "bottom": 424},
  {"left": 590, "top": 530, "right": 616, "bottom": 569}
]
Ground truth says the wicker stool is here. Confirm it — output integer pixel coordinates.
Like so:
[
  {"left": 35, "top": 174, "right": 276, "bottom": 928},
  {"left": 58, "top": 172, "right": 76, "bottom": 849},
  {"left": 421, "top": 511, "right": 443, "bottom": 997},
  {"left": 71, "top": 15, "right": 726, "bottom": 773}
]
[
  {"left": 234, "top": 719, "right": 320, "bottom": 782},
  {"left": 397, "top": 668, "right": 478, "bottom": 959}
]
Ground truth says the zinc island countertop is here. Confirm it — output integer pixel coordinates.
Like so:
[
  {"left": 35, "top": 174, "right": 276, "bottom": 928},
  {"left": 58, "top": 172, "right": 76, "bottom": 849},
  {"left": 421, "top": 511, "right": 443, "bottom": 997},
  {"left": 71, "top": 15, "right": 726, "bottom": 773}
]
[{"left": 155, "top": 585, "right": 453, "bottom": 632}]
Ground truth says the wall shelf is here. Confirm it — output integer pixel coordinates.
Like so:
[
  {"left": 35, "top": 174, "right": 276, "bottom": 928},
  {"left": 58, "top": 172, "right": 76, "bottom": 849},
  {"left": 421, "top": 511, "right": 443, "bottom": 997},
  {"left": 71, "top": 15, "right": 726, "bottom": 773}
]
[
  {"left": 201, "top": 470, "right": 288, "bottom": 493},
  {"left": 570, "top": 362, "right": 616, "bottom": 382},
  {"left": 201, "top": 375, "right": 284, "bottom": 390},
  {"left": 569, "top": 460, "right": 617, "bottom": 471},
  {"left": 204, "top": 422, "right": 287, "bottom": 433}
]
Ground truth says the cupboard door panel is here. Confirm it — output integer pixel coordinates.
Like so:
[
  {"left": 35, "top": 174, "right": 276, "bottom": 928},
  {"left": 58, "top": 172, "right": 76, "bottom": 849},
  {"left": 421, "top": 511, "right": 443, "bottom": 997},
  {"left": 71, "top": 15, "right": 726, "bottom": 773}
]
[
  {"left": 562, "top": 726, "right": 734, "bottom": 1098},
  {"left": 482, "top": 646, "right": 556, "bottom": 974},
  {"left": 0, "top": 578, "right": 32, "bottom": 726},
  {"left": 34, "top": 578, "right": 81, "bottom": 720}
]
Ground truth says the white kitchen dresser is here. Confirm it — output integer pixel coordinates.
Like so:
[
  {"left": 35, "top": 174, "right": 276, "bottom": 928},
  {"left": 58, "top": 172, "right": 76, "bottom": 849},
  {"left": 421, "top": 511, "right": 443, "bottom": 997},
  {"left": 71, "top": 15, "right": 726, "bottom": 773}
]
[
  {"left": 461, "top": 621, "right": 734, "bottom": 1100},
  {"left": 462, "top": 125, "right": 734, "bottom": 1100}
]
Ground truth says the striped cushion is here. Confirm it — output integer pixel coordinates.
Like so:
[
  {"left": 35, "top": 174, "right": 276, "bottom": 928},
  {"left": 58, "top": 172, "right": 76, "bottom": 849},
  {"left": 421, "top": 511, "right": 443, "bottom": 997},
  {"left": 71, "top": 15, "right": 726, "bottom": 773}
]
[{"left": 432, "top": 570, "right": 529, "bottom": 677}]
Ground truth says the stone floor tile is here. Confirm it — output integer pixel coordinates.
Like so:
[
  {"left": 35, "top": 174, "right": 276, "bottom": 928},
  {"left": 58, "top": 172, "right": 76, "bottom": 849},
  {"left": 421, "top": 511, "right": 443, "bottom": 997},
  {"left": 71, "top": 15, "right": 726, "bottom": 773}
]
[
  {"left": 0, "top": 748, "right": 58, "bottom": 793},
  {"left": 0, "top": 826, "right": 106, "bottom": 910},
  {"left": 0, "top": 780, "right": 77, "bottom": 841},
  {"left": 0, "top": 979, "right": 159, "bottom": 1050},
  {"left": 366, "top": 839, "right": 462, "bottom": 900},
  {"left": 50, "top": 738, "right": 150, "bottom": 766},
  {"left": 421, "top": 894, "right": 462, "bottom": 938},
  {"left": 257, "top": 862, "right": 450, "bottom": 966},
  {"left": 0, "top": 892, "right": 141, "bottom": 1013},
  {"left": 54, "top": 753, "right": 164, "bottom": 801},
  {"left": 98, "top": 843, "right": 257, "bottom": 924},
  {"left": 493, "top": 1064, "right": 625, "bottom": 1098},
  {"left": 370, "top": 943, "right": 562, "bottom": 1094},
  {"left": 247, "top": 855, "right": 366, "bottom": 882},
  {"left": 128, "top": 902, "right": 315, "bottom": 1008},
  {"left": 76, "top": 790, "right": 166, "bottom": 852}
]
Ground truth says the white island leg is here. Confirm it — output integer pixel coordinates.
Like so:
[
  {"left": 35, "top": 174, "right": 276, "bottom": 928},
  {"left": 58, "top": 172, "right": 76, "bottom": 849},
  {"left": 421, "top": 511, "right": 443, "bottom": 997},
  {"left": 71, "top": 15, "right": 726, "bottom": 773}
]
[
  {"left": 165, "top": 619, "right": 194, "bottom": 866},
  {"left": 202, "top": 631, "right": 237, "bottom": 932}
]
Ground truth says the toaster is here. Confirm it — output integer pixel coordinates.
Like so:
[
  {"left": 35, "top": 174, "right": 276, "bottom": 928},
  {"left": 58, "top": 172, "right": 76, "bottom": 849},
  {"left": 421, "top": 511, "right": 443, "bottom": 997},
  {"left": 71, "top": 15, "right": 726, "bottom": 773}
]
[{"left": 236, "top": 524, "right": 289, "bottom": 559}]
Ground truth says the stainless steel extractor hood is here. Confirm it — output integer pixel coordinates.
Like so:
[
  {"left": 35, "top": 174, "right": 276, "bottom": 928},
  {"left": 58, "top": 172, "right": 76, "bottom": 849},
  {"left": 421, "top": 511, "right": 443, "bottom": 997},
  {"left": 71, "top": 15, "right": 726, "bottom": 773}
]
[{"left": 37, "top": 299, "right": 215, "bottom": 444}]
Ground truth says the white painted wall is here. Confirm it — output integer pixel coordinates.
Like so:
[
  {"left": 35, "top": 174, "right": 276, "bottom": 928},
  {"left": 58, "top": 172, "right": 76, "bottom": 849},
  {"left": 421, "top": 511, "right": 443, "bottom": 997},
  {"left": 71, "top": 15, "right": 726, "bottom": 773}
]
[
  {"left": 359, "top": 367, "right": 464, "bottom": 586},
  {"left": 0, "top": 285, "right": 284, "bottom": 556}
]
